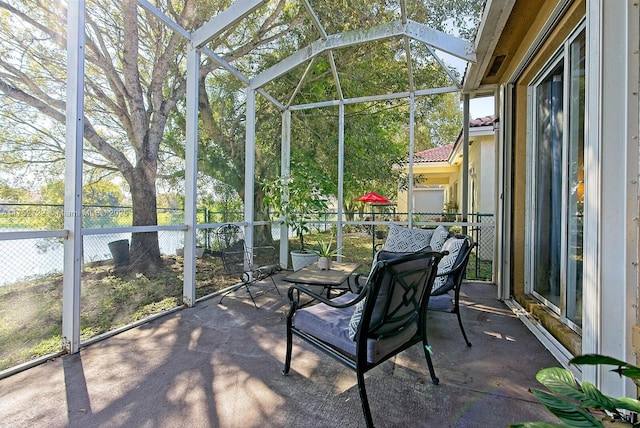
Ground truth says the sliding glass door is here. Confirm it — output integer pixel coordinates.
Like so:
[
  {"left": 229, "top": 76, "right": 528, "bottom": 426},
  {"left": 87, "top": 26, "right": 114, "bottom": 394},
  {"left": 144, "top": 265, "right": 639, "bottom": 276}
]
[{"left": 529, "top": 27, "right": 585, "bottom": 331}]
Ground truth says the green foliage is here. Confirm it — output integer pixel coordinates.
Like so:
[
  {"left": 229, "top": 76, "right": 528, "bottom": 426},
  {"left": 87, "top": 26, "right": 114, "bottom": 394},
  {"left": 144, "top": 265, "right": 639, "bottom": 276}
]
[
  {"left": 84, "top": 181, "right": 124, "bottom": 207},
  {"left": 512, "top": 354, "right": 640, "bottom": 427},
  {"left": 416, "top": 0, "right": 484, "bottom": 41},
  {"left": 0, "top": 184, "right": 31, "bottom": 203},
  {"left": 414, "top": 93, "right": 464, "bottom": 151},
  {"left": 263, "top": 172, "right": 330, "bottom": 252},
  {"left": 40, "top": 181, "right": 65, "bottom": 204}
]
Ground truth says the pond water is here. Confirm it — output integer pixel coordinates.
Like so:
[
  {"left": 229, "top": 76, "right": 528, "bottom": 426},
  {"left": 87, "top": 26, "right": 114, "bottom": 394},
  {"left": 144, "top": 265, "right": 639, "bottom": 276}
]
[{"left": 0, "top": 231, "right": 184, "bottom": 286}]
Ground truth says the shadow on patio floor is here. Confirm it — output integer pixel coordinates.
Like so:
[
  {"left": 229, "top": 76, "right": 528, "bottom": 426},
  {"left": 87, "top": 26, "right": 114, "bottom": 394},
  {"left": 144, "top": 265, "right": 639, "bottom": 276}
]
[{"left": 0, "top": 276, "right": 561, "bottom": 427}]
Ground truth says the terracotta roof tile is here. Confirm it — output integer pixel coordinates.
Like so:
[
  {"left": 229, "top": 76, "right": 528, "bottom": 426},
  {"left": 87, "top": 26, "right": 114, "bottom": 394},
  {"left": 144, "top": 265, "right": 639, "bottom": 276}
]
[
  {"left": 414, "top": 144, "right": 454, "bottom": 162},
  {"left": 469, "top": 115, "right": 497, "bottom": 127},
  {"left": 411, "top": 116, "right": 497, "bottom": 163}
]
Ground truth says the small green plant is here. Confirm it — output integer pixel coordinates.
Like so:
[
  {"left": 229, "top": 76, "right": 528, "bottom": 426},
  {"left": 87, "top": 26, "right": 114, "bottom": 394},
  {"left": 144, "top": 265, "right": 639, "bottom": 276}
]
[
  {"left": 512, "top": 354, "right": 640, "bottom": 427},
  {"left": 263, "top": 173, "right": 329, "bottom": 252},
  {"left": 443, "top": 200, "right": 458, "bottom": 222},
  {"left": 313, "top": 235, "right": 341, "bottom": 258}
]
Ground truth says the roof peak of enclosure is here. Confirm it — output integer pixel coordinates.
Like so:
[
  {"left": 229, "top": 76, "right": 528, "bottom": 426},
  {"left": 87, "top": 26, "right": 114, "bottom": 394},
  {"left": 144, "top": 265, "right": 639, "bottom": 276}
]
[{"left": 138, "top": 0, "right": 480, "bottom": 109}]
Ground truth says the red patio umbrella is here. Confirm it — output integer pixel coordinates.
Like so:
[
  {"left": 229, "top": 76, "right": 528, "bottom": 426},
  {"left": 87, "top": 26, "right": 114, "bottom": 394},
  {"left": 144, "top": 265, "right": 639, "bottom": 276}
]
[
  {"left": 355, "top": 192, "right": 393, "bottom": 257},
  {"left": 354, "top": 191, "right": 391, "bottom": 204}
]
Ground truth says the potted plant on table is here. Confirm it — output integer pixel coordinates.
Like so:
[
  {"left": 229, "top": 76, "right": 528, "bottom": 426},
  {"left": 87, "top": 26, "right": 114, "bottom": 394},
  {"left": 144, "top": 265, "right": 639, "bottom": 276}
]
[
  {"left": 313, "top": 235, "right": 341, "bottom": 270},
  {"left": 263, "top": 173, "right": 330, "bottom": 271}
]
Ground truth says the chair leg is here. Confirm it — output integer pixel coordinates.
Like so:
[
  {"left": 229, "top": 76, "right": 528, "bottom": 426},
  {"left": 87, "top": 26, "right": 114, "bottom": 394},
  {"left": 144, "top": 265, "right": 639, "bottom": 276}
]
[
  {"left": 452, "top": 294, "right": 472, "bottom": 347},
  {"left": 218, "top": 283, "right": 243, "bottom": 305},
  {"left": 283, "top": 312, "right": 294, "bottom": 375},
  {"left": 244, "top": 283, "right": 259, "bottom": 309},
  {"left": 356, "top": 370, "right": 374, "bottom": 428},
  {"left": 422, "top": 339, "right": 439, "bottom": 385},
  {"left": 455, "top": 308, "right": 472, "bottom": 347},
  {"left": 270, "top": 276, "right": 281, "bottom": 296},
  {"left": 218, "top": 282, "right": 259, "bottom": 309}
]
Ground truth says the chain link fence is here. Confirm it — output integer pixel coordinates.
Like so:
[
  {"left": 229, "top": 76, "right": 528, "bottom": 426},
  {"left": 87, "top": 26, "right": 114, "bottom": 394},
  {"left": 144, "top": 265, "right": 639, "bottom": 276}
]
[
  {"left": 0, "top": 204, "right": 495, "bottom": 285},
  {"left": 468, "top": 213, "right": 494, "bottom": 281},
  {"left": 0, "top": 204, "right": 193, "bottom": 284},
  {"left": 0, "top": 205, "right": 495, "bottom": 373}
]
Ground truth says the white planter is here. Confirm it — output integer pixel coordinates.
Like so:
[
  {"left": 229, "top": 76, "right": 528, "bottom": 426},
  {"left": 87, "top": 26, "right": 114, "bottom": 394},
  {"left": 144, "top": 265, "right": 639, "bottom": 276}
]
[
  {"left": 317, "top": 256, "right": 332, "bottom": 270},
  {"left": 291, "top": 251, "right": 318, "bottom": 271}
]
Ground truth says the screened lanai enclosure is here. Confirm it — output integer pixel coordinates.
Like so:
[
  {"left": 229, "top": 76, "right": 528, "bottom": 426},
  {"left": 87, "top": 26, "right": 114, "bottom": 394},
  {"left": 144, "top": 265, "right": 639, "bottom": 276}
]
[{"left": 0, "top": 0, "right": 491, "bottom": 374}]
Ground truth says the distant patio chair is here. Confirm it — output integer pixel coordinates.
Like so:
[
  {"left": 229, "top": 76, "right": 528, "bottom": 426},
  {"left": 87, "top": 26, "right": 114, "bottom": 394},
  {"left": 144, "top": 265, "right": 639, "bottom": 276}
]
[
  {"left": 283, "top": 250, "right": 444, "bottom": 428},
  {"left": 215, "top": 224, "right": 281, "bottom": 309},
  {"left": 428, "top": 234, "right": 475, "bottom": 347}
]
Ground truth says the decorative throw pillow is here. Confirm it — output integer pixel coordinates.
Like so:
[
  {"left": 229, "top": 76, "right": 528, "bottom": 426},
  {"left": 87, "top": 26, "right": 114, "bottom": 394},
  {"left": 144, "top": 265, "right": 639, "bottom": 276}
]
[
  {"left": 429, "top": 225, "right": 449, "bottom": 251},
  {"left": 432, "top": 237, "right": 465, "bottom": 294},
  {"left": 348, "top": 299, "right": 366, "bottom": 340},
  {"left": 382, "top": 224, "right": 433, "bottom": 253}
]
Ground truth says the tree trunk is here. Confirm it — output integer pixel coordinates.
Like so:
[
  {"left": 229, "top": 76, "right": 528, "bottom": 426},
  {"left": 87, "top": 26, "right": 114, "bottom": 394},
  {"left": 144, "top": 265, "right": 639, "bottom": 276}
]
[
  {"left": 253, "top": 189, "right": 274, "bottom": 246},
  {"left": 128, "top": 161, "right": 162, "bottom": 272}
]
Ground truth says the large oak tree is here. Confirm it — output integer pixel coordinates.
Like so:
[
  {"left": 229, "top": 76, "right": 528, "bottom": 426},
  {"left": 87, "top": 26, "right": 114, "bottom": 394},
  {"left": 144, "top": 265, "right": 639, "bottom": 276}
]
[
  {"left": 0, "top": 0, "right": 300, "bottom": 270},
  {"left": 0, "top": 0, "right": 481, "bottom": 265}
]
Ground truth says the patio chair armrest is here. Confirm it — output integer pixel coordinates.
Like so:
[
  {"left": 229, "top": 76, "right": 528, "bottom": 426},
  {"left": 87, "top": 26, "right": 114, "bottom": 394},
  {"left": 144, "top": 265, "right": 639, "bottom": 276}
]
[
  {"left": 286, "top": 283, "right": 365, "bottom": 309},
  {"left": 435, "top": 263, "right": 464, "bottom": 278},
  {"left": 353, "top": 273, "right": 368, "bottom": 292}
]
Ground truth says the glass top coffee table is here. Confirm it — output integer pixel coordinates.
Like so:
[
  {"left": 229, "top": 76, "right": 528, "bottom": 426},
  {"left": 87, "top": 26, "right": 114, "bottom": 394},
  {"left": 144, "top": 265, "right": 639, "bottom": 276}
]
[{"left": 283, "top": 261, "right": 361, "bottom": 299}]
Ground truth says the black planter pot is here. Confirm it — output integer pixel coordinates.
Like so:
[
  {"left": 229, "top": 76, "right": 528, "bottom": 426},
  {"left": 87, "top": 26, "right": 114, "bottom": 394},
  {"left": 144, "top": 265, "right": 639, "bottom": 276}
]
[{"left": 108, "top": 239, "right": 130, "bottom": 267}]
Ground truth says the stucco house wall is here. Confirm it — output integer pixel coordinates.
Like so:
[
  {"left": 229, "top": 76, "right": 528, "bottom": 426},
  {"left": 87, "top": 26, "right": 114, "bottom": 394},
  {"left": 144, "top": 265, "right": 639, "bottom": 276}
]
[
  {"left": 399, "top": 119, "right": 496, "bottom": 221},
  {"left": 412, "top": 187, "right": 444, "bottom": 216},
  {"left": 464, "top": 0, "right": 640, "bottom": 398}
]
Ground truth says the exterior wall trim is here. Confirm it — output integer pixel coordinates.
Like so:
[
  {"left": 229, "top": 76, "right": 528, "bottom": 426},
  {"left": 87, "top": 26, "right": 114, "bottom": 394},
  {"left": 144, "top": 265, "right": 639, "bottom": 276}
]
[
  {"left": 588, "top": 0, "right": 640, "bottom": 397},
  {"left": 504, "top": 0, "right": 575, "bottom": 85}
]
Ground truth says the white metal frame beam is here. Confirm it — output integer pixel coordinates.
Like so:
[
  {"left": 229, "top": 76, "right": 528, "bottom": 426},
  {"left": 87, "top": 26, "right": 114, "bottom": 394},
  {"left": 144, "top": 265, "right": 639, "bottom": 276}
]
[
  {"left": 289, "top": 85, "right": 459, "bottom": 111},
  {"left": 138, "top": 0, "right": 471, "bottom": 112},
  {"left": 200, "top": 47, "right": 284, "bottom": 110},
  {"left": 137, "top": 0, "right": 191, "bottom": 39},
  {"left": 302, "top": 0, "right": 328, "bottom": 38},
  {"left": 407, "top": 92, "right": 416, "bottom": 227},
  {"left": 337, "top": 103, "right": 345, "bottom": 257},
  {"left": 279, "top": 110, "right": 291, "bottom": 267},
  {"left": 191, "top": 0, "right": 269, "bottom": 48},
  {"left": 251, "top": 20, "right": 475, "bottom": 90},
  {"left": 62, "top": 0, "right": 86, "bottom": 354},
  {"left": 300, "top": 0, "right": 344, "bottom": 100},
  {"left": 244, "top": 88, "right": 257, "bottom": 262},
  {"left": 183, "top": 47, "right": 200, "bottom": 307},
  {"left": 585, "top": 0, "right": 640, "bottom": 398},
  {"left": 404, "top": 20, "right": 476, "bottom": 62}
]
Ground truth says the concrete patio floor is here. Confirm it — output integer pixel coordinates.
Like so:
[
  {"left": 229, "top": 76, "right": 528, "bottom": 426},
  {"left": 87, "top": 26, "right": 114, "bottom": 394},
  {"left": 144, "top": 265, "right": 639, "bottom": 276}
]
[{"left": 0, "top": 275, "right": 562, "bottom": 427}]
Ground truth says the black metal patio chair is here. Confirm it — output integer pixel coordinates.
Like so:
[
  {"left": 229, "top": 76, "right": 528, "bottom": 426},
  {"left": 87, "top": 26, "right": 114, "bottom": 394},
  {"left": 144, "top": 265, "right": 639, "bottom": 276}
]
[
  {"left": 428, "top": 234, "right": 476, "bottom": 347},
  {"left": 215, "top": 224, "right": 281, "bottom": 309},
  {"left": 283, "top": 250, "right": 444, "bottom": 428}
]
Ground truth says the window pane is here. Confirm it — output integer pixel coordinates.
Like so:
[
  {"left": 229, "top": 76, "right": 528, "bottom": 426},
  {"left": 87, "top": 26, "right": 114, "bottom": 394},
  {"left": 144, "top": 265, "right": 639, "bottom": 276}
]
[
  {"left": 533, "top": 62, "right": 564, "bottom": 307},
  {"left": 566, "top": 31, "right": 585, "bottom": 327}
]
